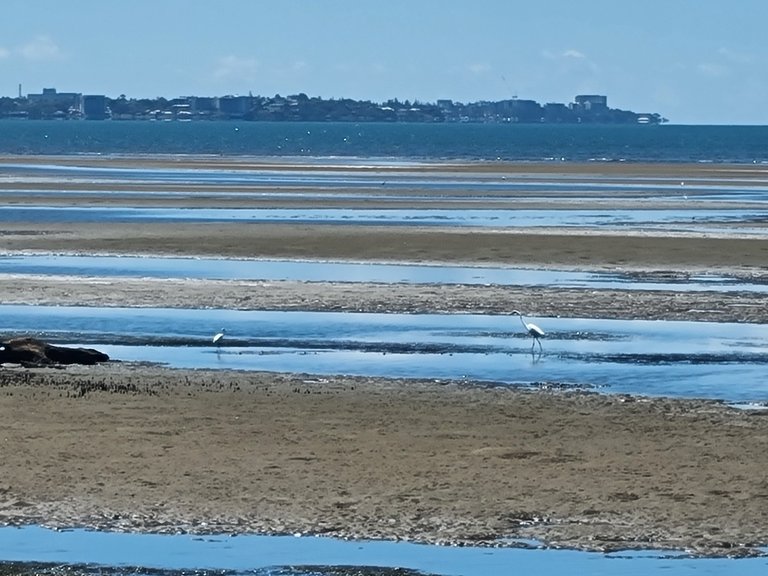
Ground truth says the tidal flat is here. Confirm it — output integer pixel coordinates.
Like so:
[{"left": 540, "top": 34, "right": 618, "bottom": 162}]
[{"left": 0, "top": 156, "right": 767, "bottom": 557}]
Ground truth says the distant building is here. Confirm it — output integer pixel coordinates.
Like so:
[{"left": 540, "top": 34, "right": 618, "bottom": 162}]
[
  {"left": 172, "top": 103, "right": 192, "bottom": 121},
  {"left": 498, "top": 99, "right": 542, "bottom": 122},
  {"left": 189, "top": 96, "right": 218, "bottom": 116},
  {"left": 218, "top": 95, "right": 252, "bottom": 118},
  {"left": 82, "top": 95, "right": 108, "bottom": 120},
  {"left": 25, "top": 88, "right": 82, "bottom": 119},
  {"left": 1, "top": 88, "right": 664, "bottom": 124},
  {"left": 543, "top": 102, "right": 571, "bottom": 122},
  {"left": 27, "top": 87, "right": 82, "bottom": 109},
  {"left": 574, "top": 95, "right": 608, "bottom": 112}
]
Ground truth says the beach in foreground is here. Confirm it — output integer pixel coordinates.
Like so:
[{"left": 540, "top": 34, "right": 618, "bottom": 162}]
[
  {"left": 1, "top": 157, "right": 767, "bottom": 555},
  {"left": 2, "top": 365, "right": 768, "bottom": 557}
]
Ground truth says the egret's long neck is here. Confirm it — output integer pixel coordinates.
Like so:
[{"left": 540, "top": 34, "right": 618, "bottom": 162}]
[{"left": 518, "top": 315, "right": 527, "bottom": 329}]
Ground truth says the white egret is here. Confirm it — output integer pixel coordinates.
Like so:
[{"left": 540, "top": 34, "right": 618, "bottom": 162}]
[
  {"left": 212, "top": 328, "right": 226, "bottom": 346},
  {"left": 511, "top": 310, "right": 544, "bottom": 350}
]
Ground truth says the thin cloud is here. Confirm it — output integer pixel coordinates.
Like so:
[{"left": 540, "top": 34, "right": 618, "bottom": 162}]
[
  {"left": 542, "top": 49, "right": 587, "bottom": 60},
  {"left": 541, "top": 48, "right": 599, "bottom": 76},
  {"left": 0, "top": 47, "right": 10, "bottom": 59},
  {"left": 18, "top": 35, "right": 63, "bottom": 61},
  {"left": 697, "top": 62, "right": 729, "bottom": 78},
  {"left": 213, "top": 55, "right": 260, "bottom": 83},
  {"left": 717, "top": 46, "right": 753, "bottom": 64},
  {"left": 468, "top": 62, "right": 492, "bottom": 75},
  {"left": 562, "top": 49, "right": 586, "bottom": 59}
]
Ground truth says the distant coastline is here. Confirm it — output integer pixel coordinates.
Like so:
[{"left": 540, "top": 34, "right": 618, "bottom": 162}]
[{"left": 1, "top": 88, "right": 666, "bottom": 124}]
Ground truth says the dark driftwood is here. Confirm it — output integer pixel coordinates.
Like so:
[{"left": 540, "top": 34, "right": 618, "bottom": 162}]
[{"left": 0, "top": 337, "right": 109, "bottom": 366}]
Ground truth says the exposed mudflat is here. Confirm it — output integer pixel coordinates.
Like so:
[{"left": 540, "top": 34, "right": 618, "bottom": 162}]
[
  {"left": 0, "top": 273, "right": 766, "bottom": 324},
  {"left": 2, "top": 364, "right": 768, "bottom": 557},
  {"left": 1, "top": 156, "right": 767, "bottom": 556}
]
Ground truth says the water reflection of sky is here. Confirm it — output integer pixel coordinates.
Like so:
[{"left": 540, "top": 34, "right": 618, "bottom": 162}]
[
  {"left": 1, "top": 254, "right": 765, "bottom": 293},
  {"left": 0, "top": 206, "right": 765, "bottom": 233},
  {"left": 3, "top": 163, "right": 768, "bottom": 199},
  {"left": 4, "top": 184, "right": 768, "bottom": 204},
  {"left": 2, "top": 305, "right": 767, "bottom": 403},
  {"left": 1, "top": 527, "right": 766, "bottom": 576}
]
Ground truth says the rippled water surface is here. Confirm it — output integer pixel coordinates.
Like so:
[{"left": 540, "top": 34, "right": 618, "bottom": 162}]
[
  {"left": 1, "top": 527, "right": 767, "bottom": 576},
  {"left": 1, "top": 206, "right": 765, "bottom": 234},
  {"left": 2, "top": 305, "right": 767, "bottom": 403},
  {"left": 5, "top": 121, "right": 768, "bottom": 163},
  {"left": 1, "top": 254, "right": 766, "bottom": 293}
]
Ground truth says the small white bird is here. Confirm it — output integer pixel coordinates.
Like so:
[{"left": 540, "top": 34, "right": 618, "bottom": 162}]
[
  {"left": 212, "top": 328, "right": 226, "bottom": 345},
  {"left": 511, "top": 310, "right": 544, "bottom": 350}
]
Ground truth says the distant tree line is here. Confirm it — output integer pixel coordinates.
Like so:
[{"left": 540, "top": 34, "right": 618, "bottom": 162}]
[{"left": 0, "top": 92, "right": 666, "bottom": 124}]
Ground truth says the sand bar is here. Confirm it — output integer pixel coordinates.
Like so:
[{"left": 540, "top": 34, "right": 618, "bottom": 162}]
[{"left": 2, "top": 365, "right": 768, "bottom": 557}]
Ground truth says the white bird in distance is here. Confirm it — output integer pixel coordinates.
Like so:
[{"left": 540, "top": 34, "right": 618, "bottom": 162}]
[{"left": 511, "top": 310, "right": 544, "bottom": 350}]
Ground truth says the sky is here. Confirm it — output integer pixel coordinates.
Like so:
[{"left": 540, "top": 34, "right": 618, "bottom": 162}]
[{"left": 1, "top": 0, "right": 767, "bottom": 125}]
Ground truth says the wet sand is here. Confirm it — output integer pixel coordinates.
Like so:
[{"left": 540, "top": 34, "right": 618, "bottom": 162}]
[
  {"left": 3, "top": 365, "right": 768, "bottom": 557},
  {"left": 0, "top": 273, "right": 766, "bottom": 324},
  {"left": 1, "top": 156, "right": 768, "bottom": 555},
  {"left": 2, "top": 222, "right": 768, "bottom": 270}
]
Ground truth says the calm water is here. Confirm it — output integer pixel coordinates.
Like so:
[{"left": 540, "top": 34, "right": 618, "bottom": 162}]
[
  {"left": 2, "top": 120, "right": 768, "bottom": 162},
  {"left": 2, "top": 527, "right": 767, "bottom": 576},
  {"left": 5, "top": 162, "right": 768, "bottom": 201},
  {"left": 2, "top": 254, "right": 766, "bottom": 293},
  {"left": 2, "top": 206, "right": 764, "bottom": 235},
  {"left": 2, "top": 305, "right": 767, "bottom": 403}
]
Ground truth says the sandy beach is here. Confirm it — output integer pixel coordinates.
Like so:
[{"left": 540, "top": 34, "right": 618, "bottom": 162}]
[
  {"left": 1, "top": 156, "right": 768, "bottom": 556},
  {"left": 3, "top": 364, "right": 768, "bottom": 557}
]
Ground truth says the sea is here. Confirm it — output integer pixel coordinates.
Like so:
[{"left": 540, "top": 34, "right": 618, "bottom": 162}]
[
  {"left": 2, "top": 120, "right": 768, "bottom": 576},
  {"left": 1, "top": 119, "right": 768, "bottom": 163}
]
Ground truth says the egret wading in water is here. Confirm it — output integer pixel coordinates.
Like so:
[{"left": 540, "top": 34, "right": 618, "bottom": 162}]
[
  {"left": 213, "top": 328, "right": 226, "bottom": 347},
  {"left": 511, "top": 310, "right": 544, "bottom": 350}
]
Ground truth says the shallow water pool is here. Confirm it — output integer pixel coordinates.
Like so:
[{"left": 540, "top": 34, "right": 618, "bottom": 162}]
[
  {"left": 1, "top": 254, "right": 766, "bottom": 293},
  {"left": 2, "top": 305, "right": 766, "bottom": 403},
  {"left": 1, "top": 526, "right": 766, "bottom": 576},
  {"left": 1, "top": 206, "right": 764, "bottom": 235}
]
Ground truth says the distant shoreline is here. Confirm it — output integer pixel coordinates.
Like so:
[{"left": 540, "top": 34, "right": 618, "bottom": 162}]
[{"left": 9, "top": 90, "right": 666, "bottom": 124}]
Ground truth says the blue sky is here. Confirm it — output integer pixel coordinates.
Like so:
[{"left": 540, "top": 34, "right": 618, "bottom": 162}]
[{"left": 1, "top": 0, "right": 767, "bottom": 125}]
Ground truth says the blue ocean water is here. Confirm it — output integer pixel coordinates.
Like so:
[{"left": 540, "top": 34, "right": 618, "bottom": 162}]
[{"left": 2, "top": 120, "right": 768, "bottom": 162}]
